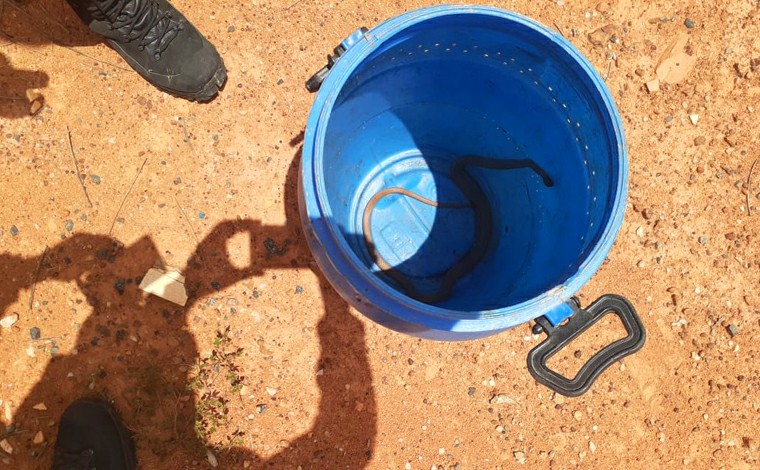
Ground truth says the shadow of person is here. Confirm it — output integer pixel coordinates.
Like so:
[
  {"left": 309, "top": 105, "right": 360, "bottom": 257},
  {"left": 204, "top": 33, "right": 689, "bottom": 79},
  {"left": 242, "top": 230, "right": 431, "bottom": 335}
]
[{"left": 1, "top": 151, "right": 377, "bottom": 468}]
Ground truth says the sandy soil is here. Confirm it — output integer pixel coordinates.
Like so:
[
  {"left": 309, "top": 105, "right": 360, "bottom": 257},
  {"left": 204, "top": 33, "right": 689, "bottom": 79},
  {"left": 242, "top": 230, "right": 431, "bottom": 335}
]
[{"left": 0, "top": 0, "right": 758, "bottom": 468}]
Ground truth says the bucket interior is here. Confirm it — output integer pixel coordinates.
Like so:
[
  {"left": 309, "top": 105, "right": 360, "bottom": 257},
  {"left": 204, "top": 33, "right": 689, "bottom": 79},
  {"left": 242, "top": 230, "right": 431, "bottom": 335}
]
[{"left": 319, "top": 14, "right": 620, "bottom": 312}]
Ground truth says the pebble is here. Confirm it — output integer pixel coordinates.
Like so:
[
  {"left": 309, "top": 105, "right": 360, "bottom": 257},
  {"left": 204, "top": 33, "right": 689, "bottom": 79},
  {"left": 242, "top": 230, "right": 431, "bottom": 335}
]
[
  {"left": 206, "top": 449, "right": 218, "bottom": 467},
  {"left": 9, "top": 225, "right": 18, "bottom": 237},
  {"left": 90, "top": 175, "right": 101, "bottom": 185},
  {"left": 467, "top": 387, "right": 476, "bottom": 396},
  {"left": 636, "top": 226, "right": 645, "bottom": 237},
  {"left": 726, "top": 324, "right": 738, "bottom": 337},
  {"left": 295, "top": 286, "right": 304, "bottom": 294},
  {"left": 694, "top": 136, "right": 706, "bottom": 146},
  {"left": 199, "top": 211, "right": 206, "bottom": 219},
  {"left": 33, "top": 431, "right": 44, "bottom": 445},
  {"left": 573, "top": 410, "right": 583, "bottom": 421},
  {"left": 266, "top": 387, "right": 278, "bottom": 396},
  {"left": 589, "top": 441, "right": 597, "bottom": 453},
  {"left": 684, "top": 18, "right": 695, "bottom": 29},
  {"left": 689, "top": 114, "right": 699, "bottom": 125},
  {"left": 698, "top": 236, "right": 708, "bottom": 244},
  {"left": 33, "top": 402, "right": 47, "bottom": 411},
  {"left": 513, "top": 450, "right": 526, "bottom": 464},
  {"left": 173, "top": 177, "right": 182, "bottom": 185},
  {"left": 227, "top": 25, "right": 235, "bottom": 33},
  {"left": 646, "top": 79, "right": 660, "bottom": 93},
  {"left": 30, "top": 327, "right": 41, "bottom": 340},
  {"left": 490, "top": 394, "right": 516, "bottom": 405},
  {"left": 256, "top": 404, "right": 268, "bottom": 414},
  {"left": 0, "top": 438, "right": 12, "bottom": 454},
  {"left": 405, "top": 463, "right": 412, "bottom": 470},
  {"left": 0, "top": 314, "right": 19, "bottom": 329}
]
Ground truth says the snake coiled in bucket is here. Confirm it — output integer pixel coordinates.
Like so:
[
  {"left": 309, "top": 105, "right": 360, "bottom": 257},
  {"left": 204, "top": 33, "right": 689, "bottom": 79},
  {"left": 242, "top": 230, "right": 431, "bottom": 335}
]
[{"left": 363, "top": 156, "right": 554, "bottom": 304}]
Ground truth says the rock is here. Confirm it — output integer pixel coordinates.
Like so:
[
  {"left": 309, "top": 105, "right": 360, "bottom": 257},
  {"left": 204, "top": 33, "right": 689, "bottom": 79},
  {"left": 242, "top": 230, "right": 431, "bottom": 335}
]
[
  {"left": 656, "top": 34, "right": 697, "bottom": 84},
  {"left": 513, "top": 450, "right": 526, "bottom": 464},
  {"left": 588, "top": 24, "right": 618, "bottom": 46},
  {"left": 636, "top": 226, "right": 646, "bottom": 237},
  {"left": 635, "top": 68, "right": 645, "bottom": 77},
  {"left": 489, "top": 394, "right": 516, "bottom": 405},
  {"left": 243, "top": 462, "right": 251, "bottom": 469},
  {"left": 206, "top": 449, "right": 218, "bottom": 467},
  {"left": 689, "top": 114, "right": 699, "bottom": 125},
  {"left": 138, "top": 268, "right": 188, "bottom": 306},
  {"left": 694, "top": 136, "right": 706, "bottom": 146},
  {"left": 3, "top": 401, "right": 12, "bottom": 421},
  {"left": 9, "top": 225, "right": 18, "bottom": 237},
  {"left": 684, "top": 18, "right": 695, "bottom": 29},
  {"left": 173, "top": 177, "right": 182, "bottom": 185},
  {"left": 698, "top": 236, "right": 708, "bottom": 244},
  {"left": 90, "top": 175, "right": 101, "bottom": 185},
  {"left": 33, "top": 431, "right": 44, "bottom": 445},
  {"left": 725, "top": 232, "right": 737, "bottom": 241},
  {"left": 295, "top": 286, "right": 304, "bottom": 294},
  {"left": 65, "top": 220, "right": 74, "bottom": 232},
  {"left": 0, "top": 439, "right": 12, "bottom": 454},
  {"left": 266, "top": 387, "right": 278, "bottom": 396},
  {"left": 33, "top": 402, "right": 47, "bottom": 411},
  {"left": 0, "top": 314, "right": 19, "bottom": 329},
  {"left": 726, "top": 324, "right": 739, "bottom": 337},
  {"left": 30, "top": 327, "right": 41, "bottom": 340},
  {"left": 725, "top": 135, "right": 738, "bottom": 147},
  {"left": 467, "top": 387, "right": 476, "bottom": 396},
  {"left": 589, "top": 441, "right": 597, "bottom": 453},
  {"left": 646, "top": 79, "right": 660, "bottom": 93},
  {"left": 573, "top": 410, "right": 583, "bottom": 421}
]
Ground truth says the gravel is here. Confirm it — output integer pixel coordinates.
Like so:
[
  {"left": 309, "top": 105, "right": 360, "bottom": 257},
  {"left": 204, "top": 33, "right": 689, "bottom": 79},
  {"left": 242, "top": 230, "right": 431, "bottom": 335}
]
[
  {"left": 10, "top": 225, "right": 18, "bottom": 237},
  {"left": 30, "top": 327, "right": 41, "bottom": 340},
  {"left": 90, "top": 175, "right": 101, "bottom": 185}
]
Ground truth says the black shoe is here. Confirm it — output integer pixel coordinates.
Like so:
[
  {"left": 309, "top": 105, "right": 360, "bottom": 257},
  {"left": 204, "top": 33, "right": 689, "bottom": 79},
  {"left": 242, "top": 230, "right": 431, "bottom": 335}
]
[
  {"left": 51, "top": 399, "right": 136, "bottom": 470},
  {"left": 67, "top": 0, "right": 227, "bottom": 101}
]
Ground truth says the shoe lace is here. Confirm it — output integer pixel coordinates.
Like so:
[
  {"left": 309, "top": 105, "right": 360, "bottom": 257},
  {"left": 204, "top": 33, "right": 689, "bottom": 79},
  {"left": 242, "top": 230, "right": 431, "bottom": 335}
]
[
  {"left": 52, "top": 448, "right": 96, "bottom": 470},
  {"left": 97, "top": 0, "right": 184, "bottom": 59}
]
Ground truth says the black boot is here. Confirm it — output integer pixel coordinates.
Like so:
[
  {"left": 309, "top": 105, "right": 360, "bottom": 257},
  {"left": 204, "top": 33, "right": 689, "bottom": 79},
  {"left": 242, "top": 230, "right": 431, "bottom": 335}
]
[
  {"left": 51, "top": 399, "right": 136, "bottom": 470},
  {"left": 67, "top": 0, "right": 227, "bottom": 102}
]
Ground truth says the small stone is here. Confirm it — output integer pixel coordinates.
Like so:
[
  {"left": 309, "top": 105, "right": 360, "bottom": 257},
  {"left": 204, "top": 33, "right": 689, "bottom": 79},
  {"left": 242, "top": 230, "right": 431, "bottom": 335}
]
[
  {"left": 573, "top": 410, "right": 583, "bottom": 421},
  {"left": 65, "top": 220, "right": 74, "bottom": 232},
  {"left": 636, "top": 226, "right": 645, "bottom": 237},
  {"left": 256, "top": 404, "right": 268, "bottom": 414},
  {"left": 689, "top": 114, "right": 699, "bottom": 125},
  {"left": 9, "top": 225, "right": 18, "bottom": 237},
  {"left": 295, "top": 286, "right": 304, "bottom": 294},
  {"left": 33, "top": 402, "right": 47, "bottom": 411},
  {"left": 244, "top": 462, "right": 251, "bottom": 469},
  {"left": 698, "top": 236, "right": 708, "bottom": 244},
  {"left": 277, "top": 78, "right": 284, "bottom": 85},
  {"left": 489, "top": 394, "right": 516, "bottom": 405},
  {"left": 33, "top": 431, "right": 44, "bottom": 445},
  {"left": 266, "top": 387, "right": 278, "bottom": 396},
  {"left": 684, "top": 18, "right": 695, "bottom": 29},
  {"left": 646, "top": 79, "right": 660, "bottom": 93},
  {"left": 90, "top": 175, "right": 101, "bottom": 185},
  {"left": 173, "top": 177, "right": 182, "bottom": 185},
  {"left": 198, "top": 211, "right": 206, "bottom": 219},
  {"left": 467, "top": 387, "right": 476, "bottom": 396},
  {"left": 0, "top": 314, "right": 19, "bottom": 329},
  {"left": 227, "top": 25, "right": 235, "bottom": 33},
  {"left": 513, "top": 450, "right": 526, "bottom": 464},
  {"left": 726, "top": 324, "right": 738, "bottom": 337},
  {"left": 725, "top": 135, "right": 738, "bottom": 147},
  {"left": 405, "top": 463, "right": 412, "bottom": 470},
  {"left": 635, "top": 68, "right": 645, "bottom": 77},
  {"left": 694, "top": 136, "right": 706, "bottom": 146},
  {"left": 226, "top": 298, "right": 237, "bottom": 306},
  {"left": 724, "top": 232, "right": 736, "bottom": 241},
  {"left": 206, "top": 449, "right": 218, "bottom": 467},
  {"left": 0, "top": 438, "right": 12, "bottom": 454},
  {"left": 589, "top": 441, "right": 597, "bottom": 453},
  {"left": 30, "top": 327, "right": 41, "bottom": 340}
]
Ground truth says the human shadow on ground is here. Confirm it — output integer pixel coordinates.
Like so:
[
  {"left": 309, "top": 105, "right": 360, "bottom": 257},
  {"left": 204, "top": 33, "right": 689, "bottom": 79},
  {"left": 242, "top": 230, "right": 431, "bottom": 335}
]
[{"left": 0, "top": 152, "right": 377, "bottom": 468}]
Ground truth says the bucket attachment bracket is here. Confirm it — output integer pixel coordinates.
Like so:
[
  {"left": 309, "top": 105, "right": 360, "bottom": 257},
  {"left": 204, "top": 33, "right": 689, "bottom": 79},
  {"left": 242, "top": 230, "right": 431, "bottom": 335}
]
[
  {"left": 527, "top": 294, "right": 646, "bottom": 397},
  {"left": 306, "top": 27, "right": 369, "bottom": 93}
]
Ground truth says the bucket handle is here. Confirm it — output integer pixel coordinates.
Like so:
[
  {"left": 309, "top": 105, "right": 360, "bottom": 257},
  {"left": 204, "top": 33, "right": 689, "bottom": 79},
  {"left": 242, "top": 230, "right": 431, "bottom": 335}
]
[
  {"left": 527, "top": 295, "right": 646, "bottom": 397},
  {"left": 305, "top": 27, "right": 369, "bottom": 93}
]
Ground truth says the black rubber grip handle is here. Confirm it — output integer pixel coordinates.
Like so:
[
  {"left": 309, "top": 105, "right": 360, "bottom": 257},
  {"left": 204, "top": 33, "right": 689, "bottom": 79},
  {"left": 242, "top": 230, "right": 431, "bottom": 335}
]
[{"left": 527, "top": 294, "right": 646, "bottom": 397}]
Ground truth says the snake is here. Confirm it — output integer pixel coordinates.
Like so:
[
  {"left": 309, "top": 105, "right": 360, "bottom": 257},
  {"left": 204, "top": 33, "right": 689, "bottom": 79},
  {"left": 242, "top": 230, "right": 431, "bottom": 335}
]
[{"left": 363, "top": 155, "right": 554, "bottom": 304}]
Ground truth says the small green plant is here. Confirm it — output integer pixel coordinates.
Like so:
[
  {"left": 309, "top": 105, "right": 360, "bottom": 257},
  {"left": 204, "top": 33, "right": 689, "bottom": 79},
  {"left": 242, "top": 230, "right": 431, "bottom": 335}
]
[{"left": 188, "top": 326, "right": 247, "bottom": 445}]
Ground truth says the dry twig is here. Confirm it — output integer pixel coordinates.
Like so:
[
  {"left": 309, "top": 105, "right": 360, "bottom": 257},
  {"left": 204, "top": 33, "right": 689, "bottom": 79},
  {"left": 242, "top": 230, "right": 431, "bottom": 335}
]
[
  {"left": 66, "top": 126, "right": 93, "bottom": 208},
  {"left": 748, "top": 159, "right": 758, "bottom": 216},
  {"left": 109, "top": 158, "right": 148, "bottom": 235},
  {"left": 29, "top": 246, "right": 48, "bottom": 310}
]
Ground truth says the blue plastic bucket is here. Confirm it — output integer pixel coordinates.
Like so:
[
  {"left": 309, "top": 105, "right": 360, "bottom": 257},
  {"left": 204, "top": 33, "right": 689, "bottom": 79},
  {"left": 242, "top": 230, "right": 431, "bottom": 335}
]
[{"left": 300, "top": 7, "right": 644, "bottom": 394}]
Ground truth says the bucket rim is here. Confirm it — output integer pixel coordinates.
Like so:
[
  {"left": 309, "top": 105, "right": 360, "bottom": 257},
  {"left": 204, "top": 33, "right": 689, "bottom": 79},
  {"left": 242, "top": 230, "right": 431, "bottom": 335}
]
[{"left": 302, "top": 4, "right": 628, "bottom": 333}]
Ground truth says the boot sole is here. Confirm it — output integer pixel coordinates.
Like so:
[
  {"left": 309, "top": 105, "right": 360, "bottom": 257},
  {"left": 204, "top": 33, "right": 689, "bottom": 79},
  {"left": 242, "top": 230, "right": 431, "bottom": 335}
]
[{"left": 107, "top": 39, "right": 227, "bottom": 102}]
